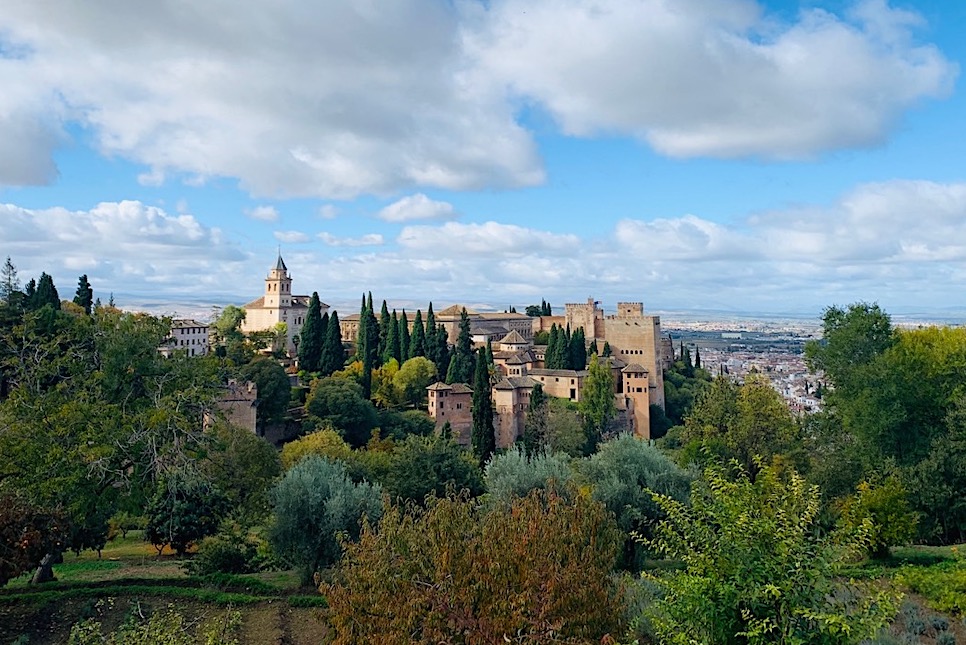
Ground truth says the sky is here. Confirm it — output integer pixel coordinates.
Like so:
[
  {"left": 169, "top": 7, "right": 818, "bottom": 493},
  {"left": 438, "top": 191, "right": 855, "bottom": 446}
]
[{"left": 2, "top": 0, "right": 966, "bottom": 319}]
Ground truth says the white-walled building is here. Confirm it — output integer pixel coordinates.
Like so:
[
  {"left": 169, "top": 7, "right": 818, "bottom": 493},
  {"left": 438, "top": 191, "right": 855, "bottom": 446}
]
[
  {"left": 241, "top": 254, "right": 326, "bottom": 356},
  {"left": 160, "top": 319, "right": 210, "bottom": 357}
]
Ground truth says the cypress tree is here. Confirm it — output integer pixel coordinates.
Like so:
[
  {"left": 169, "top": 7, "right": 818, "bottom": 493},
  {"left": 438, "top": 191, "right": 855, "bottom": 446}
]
[
  {"left": 695, "top": 346, "right": 702, "bottom": 369},
  {"left": 561, "top": 324, "right": 573, "bottom": 369},
  {"left": 434, "top": 325, "right": 451, "bottom": 379},
  {"left": 298, "top": 292, "right": 324, "bottom": 372},
  {"left": 471, "top": 348, "right": 495, "bottom": 467},
  {"left": 387, "top": 310, "right": 401, "bottom": 365},
  {"left": 447, "top": 308, "right": 474, "bottom": 384},
  {"left": 425, "top": 303, "right": 438, "bottom": 365},
  {"left": 72, "top": 274, "right": 94, "bottom": 314},
  {"left": 410, "top": 309, "right": 425, "bottom": 358},
  {"left": 320, "top": 311, "right": 329, "bottom": 352},
  {"left": 32, "top": 272, "right": 60, "bottom": 310},
  {"left": 570, "top": 327, "right": 587, "bottom": 370},
  {"left": 602, "top": 341, "right": 612, "bottom": 357},
  {"left": 24, "top": 278, "right": 36, "bottom": 304},
  {"left": 543, "top": 300, "right": 552, "bottom": 316},
  {"left": 0, "top": 257, "right": 19, "bottom": 304},
  {"left": 378, "top": 300, "right": 391, "bottom": 364},
  {"left": 522, "top": 382, "right": 548, "bottom": 457},
  {"left": 545, "top": 325, "right": 559, "bottom": 369},
  {"left": 485, "top": 338, "right": 494, "bottom": 366},
  {"left": 399, "top": 310, "right": 411, "bottom": 362},
  {"left": 445, "top": 353, "right": 459, "bottom": 385},
  {"left": 321, "top": 310, "right": 344, "bottom": 376}
]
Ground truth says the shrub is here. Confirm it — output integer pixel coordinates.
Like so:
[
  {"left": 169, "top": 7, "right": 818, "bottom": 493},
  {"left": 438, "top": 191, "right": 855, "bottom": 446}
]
[
  {"left": 269, "top": 455, "right": 382, "bottom": 584},
  {"left": 483, "top": 447, "right": 573, "bottom": 508},
  {"left": 840, "top": 475, "right": 918, "bottom": 559},
  {"left": 937, "top": 632, "right": 956, "bottom": 645},
  {"left": 280, "top": 426, "right": 352, "bottom": 469},
  {"left": 186, "top": 532, "right": 259, "bottom": 576},
  {"left": 324, "top": 488, "right": 624, "bottom": 644},
  {"left": 643, "top": 461, "right": 900, "bottom": 644},
  {"left": 144, "top": 472, "right": 229, "bottom": 556}
]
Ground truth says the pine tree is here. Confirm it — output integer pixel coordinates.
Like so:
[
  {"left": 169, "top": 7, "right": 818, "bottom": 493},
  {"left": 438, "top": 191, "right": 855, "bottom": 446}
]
[
  {"left": 32, "top": 272, "right": 60, "bottom": 310},
  {"left": 378, "top": 300, "right": 391, "bottom": 364},
  {"left": 471, "top": 348, "right": 495, "bottom": 466},
  {"left": 410, "top": 309, "right": 425, "bottom": 358},
  {"left": 298, "top": 292, "right": 324, "bottom": 372},
  {"left": 386, "top": 310, "right": 401, "bottom": 365},
  {"left": 72, "top": 274, "right": 94, "bottom": 315},
  {"left": 522, "top": 383, "right": 548, "bottom": 457},
  {"left": 24, "top": 278, "right": 36, "bottom": 303},
  {"left": 0, "top": 257, "right": 20, "bottom": 304},
  {"left": 321, "top": 310, "right": 344, "bottom": 376},
  {"left": 399, "top": 310, "right": 411, "bottom": 361}
]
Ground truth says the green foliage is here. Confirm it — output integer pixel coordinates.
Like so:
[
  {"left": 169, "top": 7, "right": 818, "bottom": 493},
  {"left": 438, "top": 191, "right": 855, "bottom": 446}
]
[
  {"left": 280, "top": 426, "right": 352, "bottom": 469},
  {"left": 546, "top": 397, "right": 589, "bottom": 457},
  {"left": 895, "top": 558, "right": 966, "bottom": 615},
  {"left": 578, "top": 434, "right": 691, "bottom": 569},
  {"left": 840, "top": 475, "right": 918, "bottom": 559},
  {"left": 378, "top": 408, "right": 435, "bottom": 441},
  {"left": 201, "top": 423, "right": 281, "bottom": 523},
  {"left": 324, "top": 488, "right": 624, "bottom": 644},
  {"left": 471, "top": 348, "right": 495, "bottom": 466},
  {"left": 377, "top": 434, "right": 484, "bottom": 503},
  {"left": 392, "top": 355, "right": 437, "bottom": 407},
  {"left": 144, "top": 472, "right": 228, "bottom": 556},
  {"left": 69, "top": 605, "right": 243, "bottom": 645},
  {"left": 580, "top": 354, "right": 616, "bottom": 453},
  {"left": 238, "top": 358, "right": 290, "bottom": 424},
  {"left": 72, "top": 274, "right": 94, "bottom": 315},
  {"left": 642, "top": 461, "right": 899, "bottom": 644},
  {"left": 269, "top": 455, "right": 382, "bottom": 583},
  {"left": 522, "top": 382, "right": 549, "bottom": 456},
  {"left": 483, "top": 446, "right": 573, "bottom": 508},
  {"left": 446, "top": 308, "right": 475, "bottom": 384},
  {"left": 304, "top": 376, "right": 378, "bottom": 448},
  {"left": 186, "top": 526, "right": 263, "bottom": 576},
  {"left": 320, "top": 309, "right": 344, "bottom": 376},
  {"left": 297, "top": 292, "right": 324, "bottom": 372}
]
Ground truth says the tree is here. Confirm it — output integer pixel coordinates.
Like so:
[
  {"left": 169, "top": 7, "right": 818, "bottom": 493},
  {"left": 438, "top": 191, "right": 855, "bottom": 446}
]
[
  {"left": 324, "top": 488, "right": 623, "bottom": 645},
  {"left": 211, "top": 305, "right": 247, "bottom": 347},
  {"left": 0, "top": 257, "right": 19, "bottom": 304},
  {"left": 280, "top": 427, "right": 352, "bottom": 470},
  {"left": 145, "top": 471, "right": 229, "bottom": 556},
  {"left": 569, "top": 326, "right": 587, "bottom": 370},
  {"left": 320, "top": 310, "right": 344, "bottom": 376},
  {"left": 525, "top": 304, "right": 542, "bottom": 317},
  {"left": 298, "top": 292, "right": 324, "bottom": 372},
  {"left": 601, "top": 341, "right": 612, "bottom": 357},
  {"left": 305, "top": 376, "right": 378, "bottom": 448},
  {"left": 542, "top": 300, "right": 552, "bottom": 316},
  {"left": 238, "top": 358, "right": 290, "bottom": 425},
  {"left": 446, "top": 308, "right": 474, "bottom": 384},
  {"left": 31, "top": 272, "right": 60, "bottom": 311},
  {"left": 578, "top": 434, "right": 691, "bottom": 569},
  {"left": 394, "top": 310, "right": 408, "bottom": 364},
  {"left": 0, "top": 493, "right": 66, "bottom": 587},
  {"left": 269, "top": 455, "right": 382, "bottom": 584},
  {"left": 471, "top": 348, "right": 495, "bottom": 466},
  {"left": 409, "top": 309, "right": 425, "bottom": 358},
  {"left": 522, "top": 382, "right": 550, "bottom": 457},
  {"left": 379, "top": 434, "right": 484, "bottom": 503},
  {"left": 805, "top": 302, "right": 894, "bottom": 395},
  {"left": 839, "top": 474, "right": 917, "bottom": 559},
  {"left": 72, "top": 274, "right": 94, "bottom": 315},
  {"left": 202, "top": 422, "right": 282, "bottom": 524},
  {"left": 580, "top": 355, "right": 616, "bottom": 453},
  {"left": 393, "top": 356, "right": 437, "bottom": 408},
  {"left": 484, "top": 447, "right": 573, "bottom": 508},
  {"left": 385, "top": 310, "right": 401, "bottom": 364},
  {"left": 377, "top": 299, "right": 391, "bottom": 363},
  {"left": 545, "top": 324, "right": 560, "bottom": 369},
  {"left": 642, "top": 461, "right": 898, "bottom": 644}
]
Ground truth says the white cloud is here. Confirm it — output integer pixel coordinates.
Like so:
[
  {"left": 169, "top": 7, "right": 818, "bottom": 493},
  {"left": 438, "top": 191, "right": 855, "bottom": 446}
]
[
  {"left": 274, "top": 230, "right": 310, "bottom": 244},
  {"left": 318, "top": 205, "right": 338, "bottom": 220},
  {"left": 0, "top": 0, "right": 954, "bottom": 193},
  {"left": 398, "top": 221, "right": 579, "bottom": 256},
  {"left": 378, "top": 193, "right": 458, "bottom": 222},
  {"left": 247, "top": 206, "right": 279, "bottom": 222},
  {"left": 465, "top": 0, "right": 957, "bottom": 158},
  {"left": 137, "top": 167, "right": 165, "bottom": 187},
  {"left": 0, "top": 200, "right": 251, "bottom": 299},
  {"left": 318, "top": 232, "right": 384, "bottom": 247}
]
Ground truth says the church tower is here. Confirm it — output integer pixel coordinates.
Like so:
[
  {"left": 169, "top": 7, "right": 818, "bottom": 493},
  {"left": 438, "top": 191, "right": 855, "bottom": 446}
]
[{"left": 263, "top": 253, "right": 292, "bottom": 311}]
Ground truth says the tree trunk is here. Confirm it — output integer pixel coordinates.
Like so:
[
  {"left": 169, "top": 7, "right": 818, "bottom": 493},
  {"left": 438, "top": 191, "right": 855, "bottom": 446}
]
[{"left": 31, "top": 552, "right": 58, "bottom": 584}]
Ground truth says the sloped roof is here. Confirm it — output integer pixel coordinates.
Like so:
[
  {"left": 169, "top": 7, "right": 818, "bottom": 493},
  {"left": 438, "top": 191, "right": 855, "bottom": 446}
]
[
  {"left": 622, "top": 363, "right": 649, "bottom": 373},
  {"left": 275, "top": 254, "right": 287, "bottom": 271},
  {"left": 449, "top": 383, "right": 474, "bottom": 394},
  {"left": 437, "top": 304, "right": 478, "bottom": 317},
  {"left": 499, "top": 330, "right": 528, "bottom": 345},
  {"left": 427, "top": 382, "right": 452, "bottom": 391},
  {"left": 493, "top": 376, "right": 539, "bottom": 390},
  {"left": 529, "top": 368, "right": 588, "bottom": 378}
]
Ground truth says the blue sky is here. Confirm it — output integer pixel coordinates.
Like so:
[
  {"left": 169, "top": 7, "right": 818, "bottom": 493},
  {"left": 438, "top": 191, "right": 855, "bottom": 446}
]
[{"left": 2, "top": 0, "right": 965, "bottom": 317}]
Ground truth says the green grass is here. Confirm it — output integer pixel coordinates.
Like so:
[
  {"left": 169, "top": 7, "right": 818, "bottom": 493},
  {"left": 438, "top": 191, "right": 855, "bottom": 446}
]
[
  {"left": 895, "top": 559, "right": 966, "bottom": 615},
  {"left": 0, "top": 583, "right": 269, "bottom": 606}
]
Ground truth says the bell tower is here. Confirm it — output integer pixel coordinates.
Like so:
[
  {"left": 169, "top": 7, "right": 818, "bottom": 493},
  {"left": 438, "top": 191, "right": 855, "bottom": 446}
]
[{"left": 264, "top": 253, "right": 292, "bottom": 310}]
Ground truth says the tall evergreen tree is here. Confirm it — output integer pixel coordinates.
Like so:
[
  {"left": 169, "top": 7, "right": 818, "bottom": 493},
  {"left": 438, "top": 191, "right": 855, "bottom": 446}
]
[
  {"left": 362, "top": 296, "right": 379, "bottom": 399},
  {"left": 320, "top": 311, "right": 329, "bottom": 352},
  {"left": 321, "top": 310, "right": 344, "bottom": 376},
  {"left": 601, "top": 341, "right": 612, "bottom": 357},
  {"left": 485, "top": 338, "right": 494, "bottom": 367},
  {"left": 399, "top": 310, "right": 411, "bottom": 361},
  {"left": 694, "top": 346, "right": 702, "bottom": 369},
  {"left": 471, "top": 348, "right": 495, "bottom": 467},
  {"left": 298, "top": 292, "right": 324, "bottom": 372},
  {"left": 378, "top": 300, "right": 391, "bottom": 364},
  {"left": 545, "top": 325, "right": 559, "bottom": 369},
  {"left": 522, "top": 383, "right": 549, "bottom": 457},
  {"left": 543, "top": 300, "right": 552, "bottom": 316},
  {"left": 581, "top": 355, "right": 616, "bottom": 454},
  {"left": 434, "top": 324, "right": 451, "bottom": 379},
  {"left": 425, "top": 303, "right": 438, "bottom": 364},
  {"left": 386, "top": 310, "right": 401, "bottom": 365},
  {"left": 73, "top": 274, "right": 94, "bottom": 315},
  {"left": 409, "top": 309, "right": 425, "bottom": 358},
  {"left": 1, "top": 257, "right": 20, "bottom": 304},
  {"left": 32, "top": 272, "right": 60, "bottom": 310},
  {"left": 24, "top": 278, "right": 36, "bottom": 304},
  {"left": 570, "top": 327, "right": 587, "bottom": 370},
  {"left": 446, "top": 308, "right": 475, "bottom": 384}
]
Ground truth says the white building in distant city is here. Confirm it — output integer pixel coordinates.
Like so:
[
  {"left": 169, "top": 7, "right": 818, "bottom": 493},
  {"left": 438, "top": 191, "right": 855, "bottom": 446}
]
[
  {"left": 160, "top": 319, "right": 210, "bottom": 357},
  {"left": 241, "top": 254, "right": 326, "bottom": 356}
]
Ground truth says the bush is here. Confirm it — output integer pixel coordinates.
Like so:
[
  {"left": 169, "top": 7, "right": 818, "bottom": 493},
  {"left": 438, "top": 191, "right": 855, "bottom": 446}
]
[
  {"left": 280, "top": 426, "right": 352, "bottom": 469},
  {"left": 376, "top": 434, "right": 483, "bottom": 504},
  {"left": 642, "top": 461, "right": 900, "bottom": 644},
  {"left": 483, "top": 447, "right": 573, "bottom": 508},
  {"left": 840, "top": 475, "right": 918, "bottom": 559},
  {"left": 186, "top": 531, "right": 260, "bottom": 576},
  {"left": 324, "top": 488, "right": 624, "bottom": 644},
  {"left": 269, "top": 455, "right": 382, "bottom": 584},
  {"left": 144, "top": 472, "right": 229, "bottom": 556}
]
